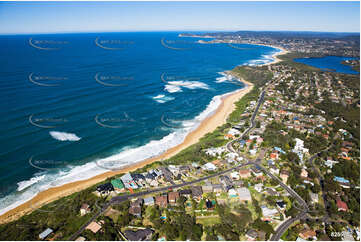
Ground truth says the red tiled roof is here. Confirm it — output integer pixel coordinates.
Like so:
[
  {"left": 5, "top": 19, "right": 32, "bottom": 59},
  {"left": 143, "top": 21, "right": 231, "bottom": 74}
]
[{"left": 337, "top": 199, "right": 348, "bottom": 211}]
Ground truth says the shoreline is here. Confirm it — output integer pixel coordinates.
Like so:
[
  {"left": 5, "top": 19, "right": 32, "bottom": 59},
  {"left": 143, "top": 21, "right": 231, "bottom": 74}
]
[
  {"left": 0, "top": 79, "right": 254, "bottom": 224},
  {"left": 257, "top": 44, "right": 289, "bottom": 66}
]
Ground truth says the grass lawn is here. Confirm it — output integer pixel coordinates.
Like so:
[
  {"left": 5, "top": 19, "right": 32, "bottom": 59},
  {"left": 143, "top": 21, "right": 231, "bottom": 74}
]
[{"left": 196, "top": 216, "right": 221, "bottom": 227}]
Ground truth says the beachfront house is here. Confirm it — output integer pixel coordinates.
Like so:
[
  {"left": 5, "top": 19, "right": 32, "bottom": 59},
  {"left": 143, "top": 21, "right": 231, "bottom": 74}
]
[
  {"left": 120, "top": 173, "right": 138, "bottom": 190},
  {"left": 111, "top": 178, "right": 125, "bottom": 193},
  {"left": 39, "top": 228, "right": 53, "bottom": 240},
  {"left": 80, "top": 203, "right": 91, "bottom": 216},
  {"left": 96, "top": 183, "right": 114, "bottom": 196}
]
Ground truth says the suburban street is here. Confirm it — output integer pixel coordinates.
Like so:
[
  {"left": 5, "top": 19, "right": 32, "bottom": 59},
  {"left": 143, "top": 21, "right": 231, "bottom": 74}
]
[
  {"left": 225, "top": 88, "right": 310, "bottom": 241},
  {"left": 69, "top": 162, "right": 252, "bottom": 240}
]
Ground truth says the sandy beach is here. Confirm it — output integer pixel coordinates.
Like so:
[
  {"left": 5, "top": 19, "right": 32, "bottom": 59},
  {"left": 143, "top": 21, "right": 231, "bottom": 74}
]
[
  {"left": 0, "top": 78, "right": 254, "bottom": 224},
  {"left": 259, "top": 44, "right": 289, "bottom": 66}
]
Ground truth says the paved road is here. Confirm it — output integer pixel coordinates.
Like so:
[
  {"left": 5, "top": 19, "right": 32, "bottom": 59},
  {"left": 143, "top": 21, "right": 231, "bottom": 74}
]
[
  {"left": 69, "top": 162, "right": 252, "bottom": 240},
  {"left": 226, "top": 90, "right": 265, "bottom": 153},
  {"left": 223, "top": 88, "right": 311, "bottom": 241}
]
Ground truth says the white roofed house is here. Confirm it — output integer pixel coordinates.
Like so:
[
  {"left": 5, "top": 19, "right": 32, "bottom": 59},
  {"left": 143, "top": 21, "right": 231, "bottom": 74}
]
[
  {"left": 324, "top": 157, "right": 339, "bottom": 168},
  {"left": 228, "top": 128, "right": 241, "bottom": 136},
  {"left": 292, "top": 138, "right": 309, "bottom": 164},
  {"left": 310, "top": 192, "right": 318, "bottom": 204},
  {"left": 204, "top": 147, "right": 225, "bottom": 157},
  {"left": 230, "top": 171, "right": 240, "bottom": 180},
  {"left": 121, "top": 173, "right": 139, "bottom": 190},
  {"left": 144, "top": 196, "right": 155, "bottom": 206},
  {"left": 237, "top": 187, "right": 252, "bottom": 202},
  {"left": 261, "top": 205, "right": 279, "bottom": 220},
  {"left": 225, "top": 152, "right": 238, "bottom": 161},
  {"left": 39, "top": 228, "right": 53, "bottom": 240},
  {"left": 269, "top": 165, "right": 279, "bottom": 175},
  {"left": 202, "top": 162, "right": 217, "bottom": 171},
  {"left": 254, "top": 183, "right": 263, "bottom": 193}
]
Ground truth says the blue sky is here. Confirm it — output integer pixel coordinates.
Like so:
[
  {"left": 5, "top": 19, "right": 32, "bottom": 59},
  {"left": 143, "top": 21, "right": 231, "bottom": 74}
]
[{"left": 0, "top": 1, "right": 359, "bottom": 34}]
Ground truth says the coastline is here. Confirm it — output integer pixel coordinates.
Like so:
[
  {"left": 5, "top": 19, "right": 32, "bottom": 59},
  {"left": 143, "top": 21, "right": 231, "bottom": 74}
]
[
  {"left": 0, "top": 79, "right": 254, "bottom": 224},
  {"left": 258, "top": 44, "right": 289, "bottom": 66}
]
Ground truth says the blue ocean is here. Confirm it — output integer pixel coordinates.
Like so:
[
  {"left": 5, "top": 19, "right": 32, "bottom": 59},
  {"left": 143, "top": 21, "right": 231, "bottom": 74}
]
[{"left": 0, "top": 32, "right": 280, "bottom": 214}]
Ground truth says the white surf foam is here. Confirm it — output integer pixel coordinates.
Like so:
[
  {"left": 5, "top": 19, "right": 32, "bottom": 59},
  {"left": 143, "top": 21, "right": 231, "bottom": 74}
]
[
  {"left": 0, "top": 88, "right": 242, "bottom": 216},
  {"left": 164, "top": 84, "right": 182, "bottom": 93},
  {"left": 245, "top": 49, "right": 282, "bottom": 66},
  {"left": 17, "top": 175, "right": 45, "bottom": 192},
  {"left": 152, "top": 94, "right": 175, "bottom": 103},
  {"left": 49, "top": 131, "right": 81, "bottom": 141},
  {"left": 216, "top": 72, "right": 235, "bottom": 83},
  {"left": 164, "top": 80, "right": 209, "bottom": 93}
]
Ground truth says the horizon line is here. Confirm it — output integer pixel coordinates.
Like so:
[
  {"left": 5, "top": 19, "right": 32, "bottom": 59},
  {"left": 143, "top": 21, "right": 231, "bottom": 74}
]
[{"left": 0, "top": 29, "right": 360, "bottom": 36}]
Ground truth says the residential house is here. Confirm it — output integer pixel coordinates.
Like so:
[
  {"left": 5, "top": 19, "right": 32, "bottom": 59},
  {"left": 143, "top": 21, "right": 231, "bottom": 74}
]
[
  {"left": 276, "top": 201, "right": 286, "bottom": 210},
  {"left": 86, "top": 222, "right": 102, "bottom": 233},
  {"left": 219, "top": 175, "right": 233, "bottom": 190},
  {"left": 280, "top": 170, "right": 289, "bottom": 183},
  {"left": 212, "top": 159, "right": 223, "bottom": 168},
  {"left": 230, "top": 171, "right": 240, "bottom": 180},
  {"left": 233, "top": 180, "right": 244, "bottom": 188},
  {"left": 246, "top": 229, "right": 258, "bottom": 241},
  {"left": 111, "top": 178, "right": 125, "bottom": 193},
  {"left": 202, "top": 162, "right": 217, "bottom": 171},
  {"left": 129, "top": 198, "right": 143, "bottom": 217},
  {"left": 96, "top": 183, "right": 114, "bottom": 195},
  {"left": 254, "top": 183, "right": 263, "bottom": 193},
  {"left": 120, "top": 173, "right": 138, "bottom": 190},
  {"left": 310, "top": 192, "right": 318, "bottom": 204},
  {"left": 299, "top": 229, "right": 317, "bottom": 240},
  {"left": 270, "top": 152, "right": 279, "bottom": 160},
  {"left": 300, "top": 168, "right": 308, "bottom": 178},
  {"left": 261, "top": 205, "right": 278, "bottom": 220},
  {"left": 228, "top": 188, "right": 238, "bottom": 197},
  {"left": 334, "top": 177, "right": 351, "bottom": 188},
  {"left": 270, "top": 165, "right": 279, "bottom": 174},
  {"left": 158, "top": 167, "right": 173, "bottom": 183},
  {"left": 129, "top": 206, "right": 142, "bottom": 217},
  {"left": 337, "top": 199, "right": 348, "bottom": 212},
  {"left": 212, "top": 184, "right": 223, "bottom": 194},
  {"left": 143, "top": 196, "right": 155, "bottom": 206},
  {"left": 190, "top": 186, "right": 203, "bottom": 200},
  {"left": 239, "top": 169, "right": 251, "bottom": 179},
  {"left": 39, "top": 228, "right": 53, "bottom": 240},
  {"left": 249, "top": 149, "right": 257, "bottom": 156},
  {"left": 156, "top": 195, "right": 168, "bottom": 208},
  {"left": 324, "top": 158, "right": 339, "bottom": 168},
  {"left": 265, "top": 187, "right": 278, "bottom": 197},
  {"left": 80, "top": 203, "right": 91, "bottom": 216},
  {"left": 237, "top": 187, "right": 252, "bottom": 202},
  {"left": 179, "top": 189, "right": 192, "bottom": 198},
  {"left": 75, "top": 237, "right": 86, "bottom": 241},
  {"left": 251, "top": 166, "right": 263, "bottom": 177},
  {"left": 168, "top": 191, "right": 179, "bottom": 205},
  {"left": 202, "top": 185, "right": 213, "bottom": 194},
  {"left": 124, "top": 228, "right": 153, "bottom": 241}
]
